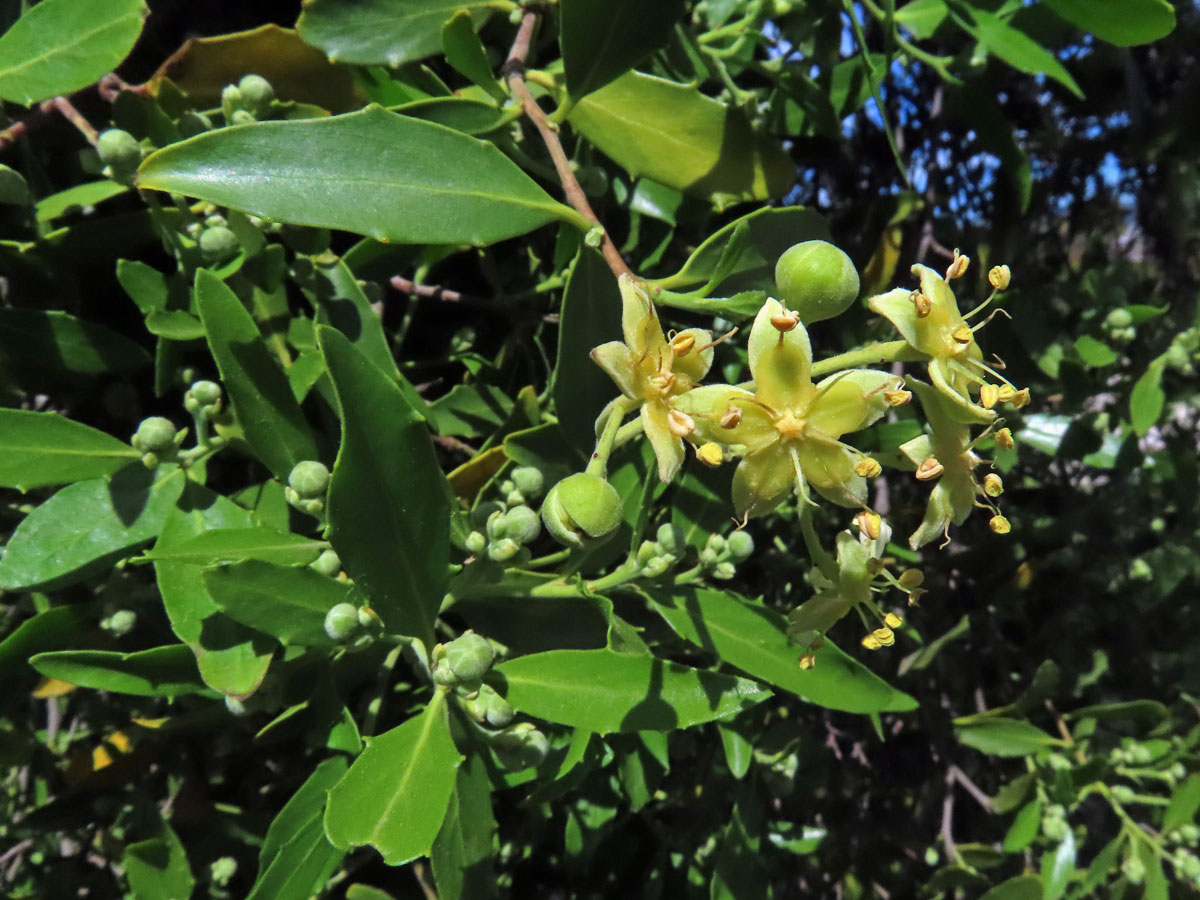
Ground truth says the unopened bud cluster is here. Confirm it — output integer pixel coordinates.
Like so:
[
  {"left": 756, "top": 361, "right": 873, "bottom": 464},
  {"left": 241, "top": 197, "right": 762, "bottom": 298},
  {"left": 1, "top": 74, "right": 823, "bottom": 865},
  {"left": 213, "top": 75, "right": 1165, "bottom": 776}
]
[
  {"left": 286, "top": 460, "right": 331, "bottom": 516},
  {"left": 464, "top": 466, "right": 546, "bottom": 563}
]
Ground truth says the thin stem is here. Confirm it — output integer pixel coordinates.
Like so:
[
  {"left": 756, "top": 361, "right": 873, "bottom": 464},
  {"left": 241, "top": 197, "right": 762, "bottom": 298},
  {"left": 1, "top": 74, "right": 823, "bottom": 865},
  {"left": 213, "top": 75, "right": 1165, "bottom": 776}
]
[
  {"left": 810, "top": 340, "right": 924, "bottom": 378},
  {"left": 46, "top": 96, "right": 98, "bottom": 146},
  {"left": 504, "top": 11, "right": 632, "bottom": 280},
  {"left": 586, "top": 398, "right": 636, "bottom": 477},
  {"left": 524, "top": 548, "right": 573, "bottom": 569},
  {"left": 840, "top": 0, "right": 910, "bottom": 187},
  {"left": 799, "top": 507, "right": 838, "bottom": 583}
]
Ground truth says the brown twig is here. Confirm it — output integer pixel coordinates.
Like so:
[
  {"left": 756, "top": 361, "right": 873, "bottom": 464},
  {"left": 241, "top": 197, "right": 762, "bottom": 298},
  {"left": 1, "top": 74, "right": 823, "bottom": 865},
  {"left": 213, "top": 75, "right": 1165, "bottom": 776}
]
[
  {"left": 0, "top": 92, "right": 101, "bottom": 152},
  {"left": 46, "top": 96, "right": 98, "bottom": 145},
  {"left": 390, "top": 275, "right": 471, "bottom": 304},
  {"left": 503, "top": 11, "right": 632, "bottom": 281}
]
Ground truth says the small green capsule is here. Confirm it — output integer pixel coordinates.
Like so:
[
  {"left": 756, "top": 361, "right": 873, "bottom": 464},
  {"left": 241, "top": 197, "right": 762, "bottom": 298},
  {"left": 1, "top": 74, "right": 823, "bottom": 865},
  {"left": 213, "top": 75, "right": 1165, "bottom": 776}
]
[
  {"left": 288, "top": 460, "right": 330, "bottom": 498},
  {"left": 324, "top": 602, "right": 359, "bottom": 640},
  {"left": 238, "top": 74, "right": 275, "bottom": 116},
  {"left": 504, "top": 505, "right": 541, "bottom": 545},
  {"left": 541, "top": 473, "right": 623, "bottom": 549},
  {"left": 443, "top": 631, "right": 495, "bottom": 683},
  {"left": 199, "top": 225, "right": 239, "bottom": 262},
  {"left": 132, "top": 416, "right": 179, "bottom": 453},
  {"left": 189, "top": 380, "right": 222, "bottom": 406},
  {"left": 655, "top": 523, "right": 685, "bottom": 556},
  {"left": 511, "top": 466, "right": 545, "bottom": 498},
  {"left": 309, "top": 549, "right": 342, "bottom": 577},
  {"left": 774, "top": 240, "right": 860, "bottom": 324},
  {"left": 727, "top": 529, "right": 755, "bottom": 562},
  {"left": 464, "top": 531, "right": 488, "bottom": 556},
  {"left": 96, "top": 128, "right": 142, "bottom": 176}
]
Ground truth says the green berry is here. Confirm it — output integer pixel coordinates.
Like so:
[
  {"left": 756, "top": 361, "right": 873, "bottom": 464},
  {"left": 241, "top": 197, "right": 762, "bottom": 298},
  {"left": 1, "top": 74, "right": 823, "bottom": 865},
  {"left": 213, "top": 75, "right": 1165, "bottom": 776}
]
[
  {"left": 199, "top": 225, "right": 239, "bottom": 262},
  {"left": 504, "top": 505, "right": 541, "bottom": 545},
  {"left": 541, "top": 473, "right": 623, "bottom": 549},
  {"left": 465, "top": 531, "right": 488, "bottom": 555},
  {"left": 713, "top": 561, "right": 736, "bottom": 580},
  {"left": 96, "top": 128, "right": 142, "bottom": 176},
  {"left": 511, "top": 466, "right": 545, "bottom": 498},
  {"left": 238, "top": 74, "right": 275, "bottom": 116},
  {"left": 288, "top": 461, "right": 330, "bottom": 498},
  {"left": 189, "top": 380, "right": 222, "bottom": 406},
  {"left": 324, "top": 603, "right": 359, "bottom": 640},
  {"left": 487, "top": 538, "right": 520, "bottom": 562},
  {"left": 774, "top": 240, "right": 860, "bottom": 324},
  {"left": 443, "top": 631, "right": 494, "bottom": 683},
  {"left": 655, "top": 523, "right": 685, "bottom": 556},
  {"left": 492, "top": 722, "right": 549, "bottom": 770},
  {"left": 132, "top": 416, "right": 179, "bottom": 453},
  {"left": 309, "top": 549, "right": 342, "bottom": 577},
  {"left": 727, "top": 530, "right": 755, "bottom": 562}
]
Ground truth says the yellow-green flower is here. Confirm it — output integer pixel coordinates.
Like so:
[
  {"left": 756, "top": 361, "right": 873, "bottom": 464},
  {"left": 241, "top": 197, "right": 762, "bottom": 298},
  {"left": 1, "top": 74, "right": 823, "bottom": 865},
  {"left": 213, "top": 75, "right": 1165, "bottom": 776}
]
[
  {"left": 679, "top": 298, "right": 900, "bottom": 517},
  {"left": 590, "top": 275, "right": 714, "bottom": 482},
  {"left": 869, "top": 262, "right": 1023, "bottom": 425}
]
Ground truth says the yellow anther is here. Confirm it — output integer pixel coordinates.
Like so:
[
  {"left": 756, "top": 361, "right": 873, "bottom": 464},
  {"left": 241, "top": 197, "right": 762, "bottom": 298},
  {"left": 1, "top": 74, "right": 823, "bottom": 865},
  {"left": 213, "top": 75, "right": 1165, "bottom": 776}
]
[
  {"left": 988, "top": 264, "right": 1011, "bottom": 290},
  {"left": 1009, "top": 387, "right": 1031, "bottom": 409},
  {"left": 667, "top": 409, "right": 695, "bottom": 438},
  {"left": 649, "top": 372, "right": 677, "bottom": 395},
  {"left": 989, "top": 514, "right": 1011, "bottom": 535},
  {"left": 898, "top": 568, "right": 924, "bottom": 589},
  {"left": 952, "top": 324, "right": 974, "bottom": 344},
  {"left": 696, "top": 442, "right": 723, "bottom": 467},
  {"left": 884, "top": 612, "right": 903, "bottom": 629},
  {"left": 995, "top": 427, "right": 1015, "bottom": 450},
  {"left": 910, "top": 290, "right": 932, "bottom": 318},
  {"left": 979, "top": 383, "right": 1000, "bottom": 409},
  {"left": 983, "top": 473, "right": 1004, "bottom": 497},
  {"left": 996, "top": 384, "right": 1016, "bottom": 403},
  {"left": 855, "top": 510, "right": 882, "bottom": 540},
  {"left": 861, "top": 633, "right": 883, "bottom": 650},
  {"left": 798, "top": 653, "right": 816, "bottom": 670},
  {"left": 946, "top": 250, "right": 969, "bottom": 281},
  {"left": 915, "top": 458, "right": 944, "bottom": 481},
  {"left": 884, "top": 388, "right": 912, "bottom": 407},
  {"left": 719, "top": 405, "right": 743, "bottom": 429},
  {"left": 872, "top": 626, "right": 896, "bottom": 647},
  {"left": 854, "top": 457, "right": 882, "bottom": 478},
  {"left": 770, "top": 311, "right": 799, "bottom": 332},
  {"left": 670, "top": 332, "right": 696, "bottom": 356}
]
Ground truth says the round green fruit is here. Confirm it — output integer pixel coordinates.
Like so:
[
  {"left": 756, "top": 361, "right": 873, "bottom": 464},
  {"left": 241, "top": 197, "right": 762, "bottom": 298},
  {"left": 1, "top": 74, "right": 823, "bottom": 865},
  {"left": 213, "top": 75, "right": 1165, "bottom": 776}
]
[
  {"left": 774, "top": 240, "right": 860, "bottom": 324},
  {"left": 541, "top": 473, "right": 623, "bottom": 549}
]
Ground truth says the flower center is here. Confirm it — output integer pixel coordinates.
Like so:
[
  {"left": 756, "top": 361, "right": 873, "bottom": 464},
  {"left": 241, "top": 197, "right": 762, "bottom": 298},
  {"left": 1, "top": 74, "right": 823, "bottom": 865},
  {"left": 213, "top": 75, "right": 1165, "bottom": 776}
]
[{"left": 774, "top": 409, "right": 808, "bottom": 440}]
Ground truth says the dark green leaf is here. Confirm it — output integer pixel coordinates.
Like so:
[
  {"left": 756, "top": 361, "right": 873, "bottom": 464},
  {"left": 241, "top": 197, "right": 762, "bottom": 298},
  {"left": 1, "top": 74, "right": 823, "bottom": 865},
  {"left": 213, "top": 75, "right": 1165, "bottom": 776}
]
[
  {"left": 1040, "top": 829, "right": 1075, "bottom": 900},
  {"left": 0, "top": 464, "right": 185, "bottom": 592},
  {"left": 1043, "top": 0, "right": 1174, "bottom": 46},
  {"left": 123, "top": 816, "right": 195, "bottom": 900},
  {"left": 1064, "top": 700, "right": 1169, "bottom": 730},
  {"left": 140, "top": 527, "right": 325, "bottom": 567},
  {"left": 36, "top": 180, "right": 129, "bottom": 221},
  {"left": 431, "top": 756, "right": 497, "bottom": 900},
  {"left": 321, "top": 327, "right": 450, "bottom": 643},
  {"left": 958, "top": 8, "right": 1083, "bottom": 99},
  {"left": 654, "top": 289, "right": 767, "bottom": 322},
  {"left": 195, "top": 269, "right": 320, "bottom": 481},
  {"left": 138, "top": 107, "right": 582, "bottom": 245},
  {"left": 560, "top": 0, "right": 685, "bottom": 101},
  {"left": 0, "top": 309, "right": 151, "bottom": 375},
  {"left": 298, "top": 0, "right": 493, "bottom": 67},
  {"left": 308, "top": 257, "right": 401, "bottom": 379},
  {"left": 650, "top": 588, "right": 917, "bottom": 714},
  {"left": 492, "top": 648, "right": 770, "bottom": 734},
  {"left": 30, "top": 645, "right": 207, "bottom": 697},
  {"left": 0, "top": 0, "right": 147, "bottom": 105},
  {"left": 116, "top": 259, "right": 169, "bottom": 314},
  {"left": 0, "top": 410, "right": 140, "bottom": 491},
  {"left": 442, "top": 11, "right": 504, "bottom": 102},
  {"left": 325, "top": 692, "right": 464, "bottom": 865},
  {"left": 145, "top": 309, "right": 206, "bottom": 341},
  {"left": 204, "top": 561, "right": 354, "bottom": 647},
  {"left": 248, "top": 757, "right": 347, "bottom": 900},
  {"left": 717, "top": 721, "right": 753, "bottom": 779},
  {"left": 979, "top": 875, "right": 1044, "bottom": 900},
  {"left": 954, "top": 717, "right": 1066, "bottom": 757},
  {"left": 0, "top": 164, "right": 29, "bottom": 204},
  {"left": 390, "top": 97, "right": 517, "bottom": 135},
  {"left": 899, "top": 614, "right": 970, "bottom": 674},
  {"left": 568, "top": 72, "right": 794, "bottom": 201},
  {"left": 1130, "top": 358, "right": 1166, "bottom": 437}
]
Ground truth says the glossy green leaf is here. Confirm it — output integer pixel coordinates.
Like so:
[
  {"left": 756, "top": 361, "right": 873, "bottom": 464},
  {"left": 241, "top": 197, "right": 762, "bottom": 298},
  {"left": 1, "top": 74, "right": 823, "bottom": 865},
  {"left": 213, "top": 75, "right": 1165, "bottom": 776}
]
[
  {"left": 652, "top": 206, "right": 830, "bottom": 293},
  {"left": 568, "top": 72, "right": 794, "bottom": 201},
  {"left": 555, "top": 248, "right": 623, "bottom": 456},
  {"left": 308, "top": 258, "right": 401, "bottom": 378},
  {"left": 711, "top": 806, "right": 769, "bottom": 900},
  {"left": 954, "top": 717, "right": 1066, "bottom": 757},
  {"left": 123, "top": 816, "right": 195, "bottom": 900},
  {"left": 140, "top": 527, "right": 325, "bottom": 567},
  {"left": 30, "top": 645, "right": 208, "bottom": 697},
  {"left": 560, "top": 0, "right": 686, "bottom": 101},
  {"left": 195, "top": 269, "right": 320, "bottom": 481},
  {"left": 153, "top": 484, "right": 274, "bottom": 698},
  {"left": 1043, "top": 0, "right": 1174, "bottom": 46},
  {"left": 0, "top": 465, "right": 185, "bottom": 592},
  {"left": 431, "top": 756, "right": 497, "bottom": 900},
  {"left": 1139, "top": 836, "right": 1168, "bottom": 900},
  {"left": 144, "top": 310, "right": 205, "bottom": 341},
  {"left": 1003, "top": 800, "right": 1043, "bottom": 853},
  {"left": 320, "top": 327, "right": 450, "bottom": 644},
  {"left": 325, "top": 692, "right": 464, "bottom": 865},
  {"left": 492, "top": 648, "right": 770, "bottom": 734},
  {"left": 0, "top": 0, "right": 147, "bottom": 105},
  {"left": 0, "top": 410, "right": 140, "bottom": 491},
  {"left": 0, "top": 309, "right": 151, "bottom": 375},
  {"left": 139, "top": 106, "right": 582, "bottom": 245},
  {"left": 958, "top": 8, "right": 1083, "bottom": 99},
  {"left": 36, "top": 180, "right": 129, "bottom": 221},
  {"left": 442, "top": 11, "right": 504, "bottom": 102},
  {"left": 298, "top": 0, "right": 492, "bottom": 67},
  {"left": 390, "top": 97, "right": 517, "bottom": 135},
  {"left": 248, "top": 757, "right": 347, "bottom": 900},
  {"left": 1164, "top": 774, "right": 1200, "bottom": 831},
  {"left": 650, "top": 588, "right": 917, "bottom": 714},
  {"left": 1040, "top": 829, "right": 1075, "bottom": 900},
  {"left": 1077, "top": 834, "right": 1123, "bottom": 897},
  {"left": 979, "top": 875, "right": 1043, "bottom": 900},
  {"left": 204, "top": 561, "right": 355, "bottom": 647},
  {"left": 1064, "top": 699, "right": 1169, "bottom": 729},
  {"left": 1130, "top": 357, "right": 1166, "bottom": 437}
]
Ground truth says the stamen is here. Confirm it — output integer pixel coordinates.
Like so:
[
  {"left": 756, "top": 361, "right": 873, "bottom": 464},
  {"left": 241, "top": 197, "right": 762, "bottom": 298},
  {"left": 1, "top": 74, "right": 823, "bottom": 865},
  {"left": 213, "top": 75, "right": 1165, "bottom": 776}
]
[
  {"left": 854, "top": 457, "right": 882, "bottom": 478},
  {"left": 696, "top": 442, "right": 723, "bottom": 467},
  {"left": 720, "top": 405, "right": 743, "bottom": 429},
  {"left": 883, "top": 388, "right": 912, "bottom": 407},
  {"left": 670, "top": 332, "right": 695, "bottom": 356},
  {"left": 771, "top": 312, "right": 799, "bottom": 333},
  {"left": 910, "top": 290, "right": 932, "bottom": 318},
  {"left": 667, "top": 409, "right": 695, "bottom": 437},
  {"left": 989, "top": 514, "right": 1011, "bottom": 535},
  {"left": 983, "top": 473, "right": 1004, "bottom": 497},
  {"left": 945, "top": 249, "right": 969, "bottom": 281},
  {"left": 696, "top": 327, "right": 739, "bottom": 354},
  {"left": 915, "top": 458, "right": 944, "bottom": 481},
  {"left": 988, "top": 265, "right": 1011, "bottom": 290}
]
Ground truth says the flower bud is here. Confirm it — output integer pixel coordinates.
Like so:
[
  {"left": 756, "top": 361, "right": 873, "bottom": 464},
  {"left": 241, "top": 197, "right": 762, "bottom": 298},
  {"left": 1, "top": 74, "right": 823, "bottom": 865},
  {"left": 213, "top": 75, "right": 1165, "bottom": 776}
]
[
  {"left": 288, "top": 460, "right": 330, "bottom": 498},
  {"left": 541, "top": 473, "right": 623, "bottom": 549},
  {"left": 642, "top": 556, "right": 672, "bottom": 578},
  {"left": 464, "top": 531, "right": 487, "bottom": 556},
  {"left": 492, "top": 722, "right": 549, "bottom": 770},
  {"left": 309, "top": 549, "right": 342, "bottom": 577},
  {"left": 774, "top": 240, "right": 860, "bottom": 324},
  {"left": 898, "top": 568, "right": 924, "bottom": 589},
  {"left": 357, "top": 605, "right": 383, "bottom": 630},
  {"left": 727, "top": 529, "right": 754, "bottom": 563},
  {"left": 636, "top": 540, "right": 659, "bottom": 567},
  {"left": 854, "top": 457, "right": 882, "bottom": 478},
  {"left": 96, "top": 128, "right": 142, "bottom": 177},
  {"left": 983, "top": 473, "right": 1004, "bottom": 497},
  {"left": 1104, "top": 308, "right": 1134, "bottom": 330},
  {"left": 988, "top": 265, "right": 1011, "bottom": 290},
  {"left": 238, "top": 74, "right": 275, "bottom": 117},
  {"left": 324, "top": 602, "right": 359, "bottom": 640},
  {"left": 510, "top": 466, "right": 544, "bottom": 498},
  {"left": 504, "top": 505, "right": 541, "bottom": 545},
  {"left": 705, "top": 534, "right": 727, "bottom": 556},
  {"left": 915, "top": 458, "right": 944, "bottom": 481},
  {"left": 468, "top": 683, "right": 515, "bottom": 727},
  {"left": 656, "top": 523, "right": 685, "bottom": 556},
  {"left": 443, "top": 631, "right": 494, "bottom": 683},
  {"left": 1111, "top": 784, "right": 1136, "bottom": 803},
  {"left": 713, "top": 561, "right": 736, "bottom": 580},
  {"left": 485, "top": 509, "right": 507, "bottom": 541},
  {"left": 487, "top": 538, "right": 520, "bottom": 562},
  {"left": 199, "top": 225, "right": 239, "bottom": 262},
  {"left": 132, "top": 416, "right": 180, "bottom": 454},
  {"left": 103, "top": 610, "right": 137, "bottom": 636}
]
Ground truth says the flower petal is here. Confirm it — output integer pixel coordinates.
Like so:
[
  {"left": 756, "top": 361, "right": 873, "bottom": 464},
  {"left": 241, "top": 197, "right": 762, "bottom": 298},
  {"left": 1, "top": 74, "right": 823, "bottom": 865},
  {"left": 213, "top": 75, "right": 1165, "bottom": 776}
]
[
  {"left": 642, "top": 400, "right": 685, "bottom": 482},
  {"left": 732, "top": 442, "right": 795, "bottom": 518},
  {"left": 748, "top": 298, "right": 814, "bottom": 411},
  {"left": 796, "top": 441, "right": 860, "bottom": 504},
  {"left": 590, "top": 341, "right": 638, "bottom": 398},
  {"left": 807, "top": 377, "right": 868, "bottom": 439},
  {"left": 913, "top": 263, "right": 965, "bottom": 325},
  {"left": 929, "top": 358, "right": 996, "bottom": 425},
  {"left": 676, "top": 385, "right": 775, "bottom": 451},
  {"left": 618, "top": 275, "right": 666, "bottom": 357},
  {"left": 815, "top": 369, "right": 902, "bottom": 430},
  {"left": 867, "top": 287, "right": 922, "bottom": 348}
]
